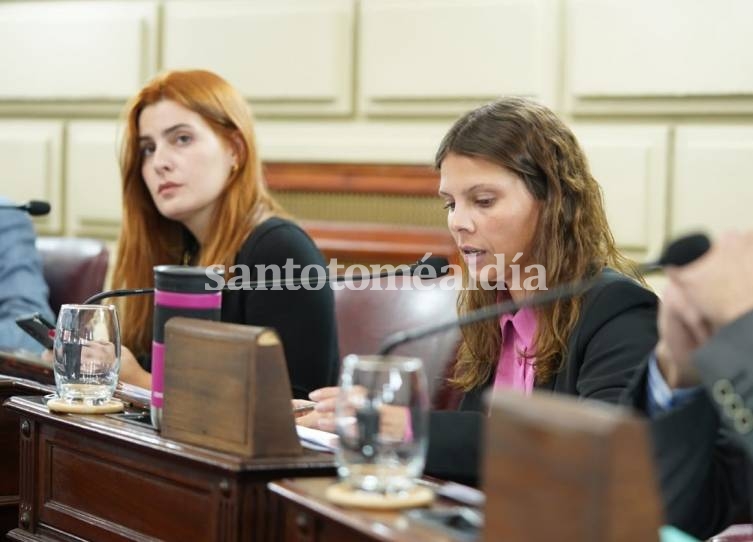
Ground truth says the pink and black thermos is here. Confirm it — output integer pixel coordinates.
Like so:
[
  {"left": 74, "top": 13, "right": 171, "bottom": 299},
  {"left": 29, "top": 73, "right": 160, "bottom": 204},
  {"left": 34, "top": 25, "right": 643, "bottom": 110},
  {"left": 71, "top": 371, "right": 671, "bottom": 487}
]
[{"left": 151, "top": 265, "right": 223, "bottom": 429}]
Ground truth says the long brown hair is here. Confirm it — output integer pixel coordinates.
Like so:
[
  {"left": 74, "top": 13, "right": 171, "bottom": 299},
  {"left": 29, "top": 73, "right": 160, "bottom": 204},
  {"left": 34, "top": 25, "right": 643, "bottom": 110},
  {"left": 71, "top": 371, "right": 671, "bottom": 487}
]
[
  {"left": 112, "top": 69, "right": 284, "bottom": 357},
  {"left": 436, "top": 97, "right": 642, "bottom": 389}
]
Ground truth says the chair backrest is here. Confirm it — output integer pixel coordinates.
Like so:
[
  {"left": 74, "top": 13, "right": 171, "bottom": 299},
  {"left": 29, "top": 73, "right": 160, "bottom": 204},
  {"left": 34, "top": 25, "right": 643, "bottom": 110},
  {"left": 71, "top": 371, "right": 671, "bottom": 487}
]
[
  {"left": 333, "top": 275, "right": 461, "bottom": 408},
  {"left": 35, "top": 237, "right": 109, "bottom": 315}
]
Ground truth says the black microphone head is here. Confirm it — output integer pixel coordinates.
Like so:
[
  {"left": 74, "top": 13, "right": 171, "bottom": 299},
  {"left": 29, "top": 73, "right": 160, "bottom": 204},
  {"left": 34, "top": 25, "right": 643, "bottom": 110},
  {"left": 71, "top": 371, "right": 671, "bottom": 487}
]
[
  {"left": 25, "top": 200, "right": 51, "bottom": 216},
  {"left": 658, "top": 233, "right": 711, "bottom": 267},
  {"left": 411, "top": 256, "right": 450, "bottom": 278}
]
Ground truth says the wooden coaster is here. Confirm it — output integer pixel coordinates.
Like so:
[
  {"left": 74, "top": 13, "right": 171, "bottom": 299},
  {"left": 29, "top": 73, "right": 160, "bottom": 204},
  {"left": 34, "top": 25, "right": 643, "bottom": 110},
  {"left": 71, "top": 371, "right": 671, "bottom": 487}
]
[
  {"left": 47, "top": 397, "right": 125, "bottom": 414},
  {"left": 325, "top": 482, "right": 434, "bottom": 510}
]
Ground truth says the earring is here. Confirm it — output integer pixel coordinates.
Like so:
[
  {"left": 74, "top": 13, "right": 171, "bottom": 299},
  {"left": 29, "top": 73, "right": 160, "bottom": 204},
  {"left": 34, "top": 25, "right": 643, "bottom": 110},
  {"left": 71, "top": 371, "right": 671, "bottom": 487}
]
[{"left": 229, "top": 163, "right": 238, "bottom": 177}]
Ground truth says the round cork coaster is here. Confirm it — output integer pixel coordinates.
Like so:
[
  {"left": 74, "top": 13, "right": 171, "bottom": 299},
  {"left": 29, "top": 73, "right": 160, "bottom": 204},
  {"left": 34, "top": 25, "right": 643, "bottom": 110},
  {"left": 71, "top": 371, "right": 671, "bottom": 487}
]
[
  {"left": 47, "top": 397, "right": 125, "bottom": 414},
  {"left": 325, "top": 482, "right": 434, "bottom": 510}
]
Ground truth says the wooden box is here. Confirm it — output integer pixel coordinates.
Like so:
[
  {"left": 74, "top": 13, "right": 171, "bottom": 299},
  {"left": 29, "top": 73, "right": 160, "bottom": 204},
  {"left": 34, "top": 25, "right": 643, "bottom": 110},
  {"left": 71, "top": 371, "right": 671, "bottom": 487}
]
[
  {"left": 482, "top": 390, "right": 663, "bottom": 542},
  {"left": 161, "top": 317, "right": 302, "bottom": 458}
]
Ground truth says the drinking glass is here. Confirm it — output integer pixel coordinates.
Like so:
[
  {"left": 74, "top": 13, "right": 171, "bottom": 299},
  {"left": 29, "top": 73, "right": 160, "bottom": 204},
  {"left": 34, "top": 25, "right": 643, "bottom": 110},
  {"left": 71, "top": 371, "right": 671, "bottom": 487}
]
[
  {"left": 53, "top": 304, "right": 121, "bottom": 404},
  {"left": 335, "top": 354, "right": 430, "bottom": 494}
]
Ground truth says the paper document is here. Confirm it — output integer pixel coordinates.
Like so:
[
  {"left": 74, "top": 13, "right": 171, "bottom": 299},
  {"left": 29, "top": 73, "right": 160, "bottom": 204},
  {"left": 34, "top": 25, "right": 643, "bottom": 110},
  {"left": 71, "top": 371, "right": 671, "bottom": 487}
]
[{"left": 296, "top": 425, "right": 339, "bottom": 453}]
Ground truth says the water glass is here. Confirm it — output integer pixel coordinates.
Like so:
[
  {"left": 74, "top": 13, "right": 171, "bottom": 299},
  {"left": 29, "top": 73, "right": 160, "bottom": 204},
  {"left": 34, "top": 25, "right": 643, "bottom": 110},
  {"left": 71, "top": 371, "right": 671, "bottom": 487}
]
[
  {"left": 335, "top": 354, "right": 430, "bottom": 493},
  {"left": 53, "top": 304, "right": 121, "bottom": 405}
]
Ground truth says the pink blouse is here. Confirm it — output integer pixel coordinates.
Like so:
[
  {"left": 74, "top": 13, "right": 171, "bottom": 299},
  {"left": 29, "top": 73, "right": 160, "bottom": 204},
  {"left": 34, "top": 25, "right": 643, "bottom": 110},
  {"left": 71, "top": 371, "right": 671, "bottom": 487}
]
[{"left": 493, "top": 306, "right": 537, "bottom": 394}]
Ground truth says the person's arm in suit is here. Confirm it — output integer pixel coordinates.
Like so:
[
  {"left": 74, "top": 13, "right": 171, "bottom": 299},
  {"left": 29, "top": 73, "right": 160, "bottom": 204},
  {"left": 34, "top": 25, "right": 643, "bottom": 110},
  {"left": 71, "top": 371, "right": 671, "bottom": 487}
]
[
  {"left": 0, "top": 198, "right": 55, "bottom": 353},
  {"left": 695, "top": 310, "right": 753, "bottom": 455},
  {"left": 425, "top": 409, "right": 485, "bottom": 486},
  {"left": 623, "top": 232, "right": 753, "bottom": 539},
  {"left": 624, "top": 358, "right": 750, "bottom": 539}
]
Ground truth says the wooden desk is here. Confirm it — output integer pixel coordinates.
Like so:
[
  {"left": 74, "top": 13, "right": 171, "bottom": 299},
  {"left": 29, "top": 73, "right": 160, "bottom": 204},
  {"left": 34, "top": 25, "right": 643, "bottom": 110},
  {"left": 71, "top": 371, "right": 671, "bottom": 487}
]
[
  {"left": 0, "top": 351, "right": 54, "bottom": 386},
  {"left": 0, "top": 350, "right": 150, "bottom": 536},
  {"left": 3, "top": 396, "right": 336, "bottom": 542},
  {"left": 268, "top": 477, "right": 477, "bottom": 542},
  {"left": 0, "top": 378, "right": 52, "bottom": 536}
]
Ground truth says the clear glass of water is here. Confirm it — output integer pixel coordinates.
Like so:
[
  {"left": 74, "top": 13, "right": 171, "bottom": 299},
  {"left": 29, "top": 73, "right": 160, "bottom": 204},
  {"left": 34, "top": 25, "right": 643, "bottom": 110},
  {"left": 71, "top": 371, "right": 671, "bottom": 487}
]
[
  {"left": 335, "top": 354, "right": 430, "bottom": 494},
  {"left": 53, "top": 304, "right": 121, "bottom": 405}
]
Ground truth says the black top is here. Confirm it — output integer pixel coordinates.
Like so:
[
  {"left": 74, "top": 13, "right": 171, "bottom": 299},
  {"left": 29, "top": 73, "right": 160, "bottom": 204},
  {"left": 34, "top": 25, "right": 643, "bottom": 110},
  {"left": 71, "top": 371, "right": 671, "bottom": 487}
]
[
  {"left": 425, "top": 268, "right": 659, "bottom": 485},
  {"left": 220, "top": 217, "right": 340, "bottom": 399},
  {"left": 624, "top": 310, "right": 753, "bottom": 539}
]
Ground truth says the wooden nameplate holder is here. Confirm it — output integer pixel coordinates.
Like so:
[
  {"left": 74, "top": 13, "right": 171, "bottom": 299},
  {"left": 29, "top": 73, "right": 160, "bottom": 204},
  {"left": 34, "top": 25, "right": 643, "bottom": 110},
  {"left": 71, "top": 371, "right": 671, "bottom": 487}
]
[
  {"left": 161, "top": 317, "right": 302, "bottom": 458},
  {"left": 482, "top": 390, "right": 663, "bottom": 542}
]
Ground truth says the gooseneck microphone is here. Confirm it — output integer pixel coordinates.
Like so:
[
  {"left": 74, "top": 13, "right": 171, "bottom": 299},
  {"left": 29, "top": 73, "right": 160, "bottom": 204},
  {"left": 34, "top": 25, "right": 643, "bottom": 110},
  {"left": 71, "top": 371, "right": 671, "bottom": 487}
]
[
  {"left": 377, "top": 233, "right": 711, "bottom": 355},
  {"left": 640, "top": 232, "right": 711, "bottom": 272},
  {"left": 83, "top": 255, "right": 451, "bottom": 305},
  {"left": 0, "top": 200, "right": 51, "bottom": 216}
]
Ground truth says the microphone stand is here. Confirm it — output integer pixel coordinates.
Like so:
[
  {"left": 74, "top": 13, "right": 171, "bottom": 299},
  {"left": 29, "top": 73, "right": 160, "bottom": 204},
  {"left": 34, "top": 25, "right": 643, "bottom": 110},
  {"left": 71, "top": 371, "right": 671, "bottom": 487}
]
[
  {"left": 377, "top": 275, "right": 603, "bottom": 355},
  {"left": 377, "top": 232, "right": 712, "bottom": 355},
  {"left": 83, "top": 256, "right": 450, "bottom": 305}
]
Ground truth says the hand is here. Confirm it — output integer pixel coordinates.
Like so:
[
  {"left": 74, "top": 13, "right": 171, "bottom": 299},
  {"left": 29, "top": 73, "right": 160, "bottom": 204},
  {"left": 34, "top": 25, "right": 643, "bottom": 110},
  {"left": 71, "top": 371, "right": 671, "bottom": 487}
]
[
  {"left": 291, "top": 399, "right": 320, "bottom": 428},
  {"left": 307, "top": 386, "right": 339, "bottom": 432},
  {"left": 80, "top": 340, "right": 117, "bottom": 373},
  {"left": 292, "top": 399, "right": 316, "bottom": 418},
  {"left": 656, "top": 281, "right": 709, "bottom": 388},
  {"left": 377, "top": 405, "right": 411, "bottom": 441},
  {"left": 296, "top": 387, "right": 411, "bottom": 439},
  {"left": 118, "top": 346, "right": 152, "bottom": 390},
  {"left": 670, "top": 231, "right": 753, "bottom": 330}
]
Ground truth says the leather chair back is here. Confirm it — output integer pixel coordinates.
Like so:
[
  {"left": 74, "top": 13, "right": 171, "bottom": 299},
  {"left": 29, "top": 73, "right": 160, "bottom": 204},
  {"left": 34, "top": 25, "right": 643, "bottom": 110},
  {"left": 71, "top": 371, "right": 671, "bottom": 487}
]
[
  {"left": 36, "top": 237, "right": 109, "bottom": 315},
  {"left": 333, "top": 275, "right": 461, "bottom": 409}
]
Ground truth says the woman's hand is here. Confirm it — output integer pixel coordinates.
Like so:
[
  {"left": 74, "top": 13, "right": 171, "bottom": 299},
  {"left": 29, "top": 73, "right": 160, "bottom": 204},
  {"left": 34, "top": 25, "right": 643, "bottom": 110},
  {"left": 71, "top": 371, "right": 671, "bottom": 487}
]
[
  {"left": 119, "top": 346, "right": 152, "bottom": 390},
  {"left": 308, "top": 387, "right": 340, "bottom": 432},
  {"left": 291, "top": 387, "right": 339, "bottom": 431},
  {"left": 294, "top": 387, "right": 411, "bottom": 440}
]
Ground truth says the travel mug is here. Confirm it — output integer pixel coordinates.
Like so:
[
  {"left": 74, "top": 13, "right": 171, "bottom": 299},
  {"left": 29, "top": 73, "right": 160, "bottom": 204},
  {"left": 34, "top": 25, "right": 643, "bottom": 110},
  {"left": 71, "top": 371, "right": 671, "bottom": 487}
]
[{"left": 151, "top": 265, "right": 223, "bottom": 429}]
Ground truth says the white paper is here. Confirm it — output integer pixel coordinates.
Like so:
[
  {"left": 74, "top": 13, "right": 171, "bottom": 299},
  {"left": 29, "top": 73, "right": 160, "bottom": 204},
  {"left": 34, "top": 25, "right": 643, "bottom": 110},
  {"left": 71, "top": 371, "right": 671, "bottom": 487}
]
[
  {"left": 436, "top": 482, "right": 486, "bottom": 507},
  {"left": 296, "top": 425, "right": 339, "bottom": 453}
]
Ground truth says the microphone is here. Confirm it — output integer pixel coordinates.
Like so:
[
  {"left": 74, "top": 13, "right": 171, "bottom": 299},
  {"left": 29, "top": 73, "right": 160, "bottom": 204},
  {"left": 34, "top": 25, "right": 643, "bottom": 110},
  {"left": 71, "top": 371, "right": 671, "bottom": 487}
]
[
  {"left": 0, "top": 200, "right": 51, "bottom": 216},
  {"left": 640, "top": 232, "right": 710, "bottom": 272},
  {"left": 377, "top": 233, "right": 711, "bottom": 355},
  {"left": 83, "top": 255, "right": 451, "bottom": 305}
]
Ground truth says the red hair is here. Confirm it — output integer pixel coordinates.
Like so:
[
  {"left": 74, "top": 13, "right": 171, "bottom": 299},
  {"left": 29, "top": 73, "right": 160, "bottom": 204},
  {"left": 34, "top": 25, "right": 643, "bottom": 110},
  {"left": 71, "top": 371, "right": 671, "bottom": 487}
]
[{"left": 112, "top": 69, "right": 284, "bottom": 357}]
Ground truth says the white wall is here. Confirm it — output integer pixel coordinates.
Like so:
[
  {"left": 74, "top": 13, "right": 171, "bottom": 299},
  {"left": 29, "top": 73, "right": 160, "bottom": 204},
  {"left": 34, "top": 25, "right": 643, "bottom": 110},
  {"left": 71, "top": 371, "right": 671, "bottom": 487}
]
[{"left": 0, "top": 0, "right": 751, "bottom": 264}]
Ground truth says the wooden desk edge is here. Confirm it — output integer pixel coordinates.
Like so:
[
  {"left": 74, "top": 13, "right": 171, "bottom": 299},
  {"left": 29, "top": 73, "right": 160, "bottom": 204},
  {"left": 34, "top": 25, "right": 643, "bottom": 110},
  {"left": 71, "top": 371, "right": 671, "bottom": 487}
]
[
  {"left": 268, "top": 477, "right": 461, "bottom": 542},
  {"left": 4, "top": 395, "right": 336, "bottom": 473}
]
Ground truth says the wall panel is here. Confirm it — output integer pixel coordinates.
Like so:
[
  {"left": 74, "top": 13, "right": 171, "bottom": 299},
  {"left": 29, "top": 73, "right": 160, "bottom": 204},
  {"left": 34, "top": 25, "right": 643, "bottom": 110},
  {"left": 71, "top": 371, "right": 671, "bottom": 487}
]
[
  {"left": 673, "top": 126, "right": 753, "bottom": 237},
  {"left": 256, "top": 120, "right": 450, "bottom": 164},
  {"left": 567, "top": 0, "right": 753, "bottom": 114},
  {"left": 0, "top": 1, "right": 157, "bottom": 101},
  {"left": 0, "top": 121, "right": 63, "bottom": 234},
  {"left": 66, "top": 122, "right": 123, "bottom": 238},
  {"left": 163, "top": 0, "right": 355, "bottom": 116},
  {"left": 572, "top": 125, "right": 669, "bottom": 256},
  {"left": 359, "top": 0, "right": 558, "bottom": 116}
]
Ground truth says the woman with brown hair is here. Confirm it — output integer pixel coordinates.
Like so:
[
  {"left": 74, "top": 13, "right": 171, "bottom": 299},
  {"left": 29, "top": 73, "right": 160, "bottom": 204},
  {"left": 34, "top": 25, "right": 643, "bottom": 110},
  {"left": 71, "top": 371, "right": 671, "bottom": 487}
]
[
  {"left": 113, "top": 69, "right": 338, "bottom": 398},
  {"left": 301, "top": 97, "right": 658, "bottom": 484}
]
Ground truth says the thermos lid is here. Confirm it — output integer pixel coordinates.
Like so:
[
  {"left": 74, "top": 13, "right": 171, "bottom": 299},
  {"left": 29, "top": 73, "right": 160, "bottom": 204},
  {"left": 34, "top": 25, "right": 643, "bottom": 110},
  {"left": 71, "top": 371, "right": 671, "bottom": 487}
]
[{"left": 153, "top": 265, "right": 225, "bottom": 293}]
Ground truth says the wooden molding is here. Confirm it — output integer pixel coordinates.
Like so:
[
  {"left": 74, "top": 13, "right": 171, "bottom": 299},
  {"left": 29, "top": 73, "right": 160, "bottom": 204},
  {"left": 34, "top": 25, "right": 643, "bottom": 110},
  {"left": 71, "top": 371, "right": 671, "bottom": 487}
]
[
  {"left": 264, "top": 162, "right": 439, "bottom": 196},
  {"left": 264, "top": 162, "right": 456, "bottom": 266},
  {"left": 301, "top": 220, "right": 457, "bottom": 266}
]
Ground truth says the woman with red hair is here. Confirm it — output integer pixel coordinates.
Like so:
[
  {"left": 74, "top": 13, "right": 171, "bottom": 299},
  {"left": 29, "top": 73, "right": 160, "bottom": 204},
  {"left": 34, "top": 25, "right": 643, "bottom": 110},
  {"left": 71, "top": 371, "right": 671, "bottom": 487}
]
[{"left": 112, "top": 69, "right": 338, "bottom": 398}]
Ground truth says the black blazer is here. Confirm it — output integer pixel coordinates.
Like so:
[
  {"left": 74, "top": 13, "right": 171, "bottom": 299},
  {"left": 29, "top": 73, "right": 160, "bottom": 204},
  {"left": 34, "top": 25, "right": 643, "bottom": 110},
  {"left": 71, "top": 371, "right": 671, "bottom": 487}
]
[
  {"left": 623, "top": 311, "right": 753, "bottom": 539},
  {"left": 425, "top": 268, "right": 658, "bottom": 485}
]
